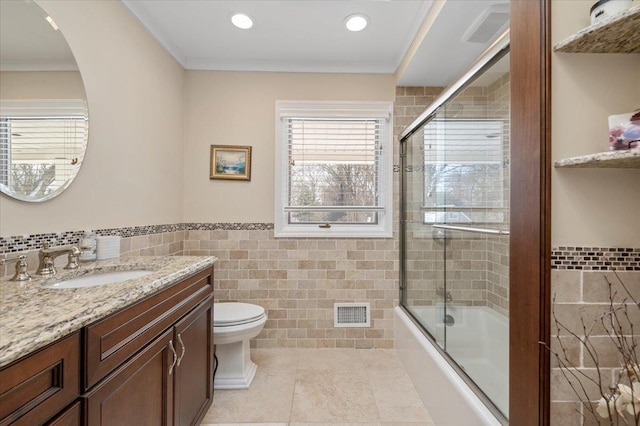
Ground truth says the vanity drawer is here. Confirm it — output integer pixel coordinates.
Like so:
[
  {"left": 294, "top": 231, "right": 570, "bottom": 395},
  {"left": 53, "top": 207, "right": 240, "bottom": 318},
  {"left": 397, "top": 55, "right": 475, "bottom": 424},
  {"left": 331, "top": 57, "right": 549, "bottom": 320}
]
[
  {"left": 84, "top": 267, "right": 213, "bottom": 390},
  {"left": 0, "top": 332, "right": 80, "bottom": 426}
]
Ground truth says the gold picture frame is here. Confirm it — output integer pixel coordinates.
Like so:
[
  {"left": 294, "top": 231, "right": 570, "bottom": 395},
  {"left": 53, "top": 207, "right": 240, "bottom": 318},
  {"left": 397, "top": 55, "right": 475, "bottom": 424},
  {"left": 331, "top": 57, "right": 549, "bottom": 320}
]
[{"left": 210, "top": 145, "right": 252, "bottom": 181}]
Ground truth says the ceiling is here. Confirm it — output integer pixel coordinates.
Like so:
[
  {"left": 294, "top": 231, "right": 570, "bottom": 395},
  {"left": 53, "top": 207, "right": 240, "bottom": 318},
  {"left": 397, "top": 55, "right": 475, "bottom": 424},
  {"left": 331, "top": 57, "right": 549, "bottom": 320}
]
[
  {"left": 122, "top": 0, "right": 509, "bottom": 87},
  {"left": 0, "top": 0, "right": 510, "bottom": 87}
]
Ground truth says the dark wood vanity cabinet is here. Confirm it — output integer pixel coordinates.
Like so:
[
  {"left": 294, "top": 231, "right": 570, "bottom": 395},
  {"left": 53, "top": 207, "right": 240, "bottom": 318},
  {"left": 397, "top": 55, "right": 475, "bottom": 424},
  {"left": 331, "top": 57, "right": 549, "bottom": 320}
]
[
  {"left": 45, "top": 401, "right": 82, "bottom": 426},
  {"left": 83, "top": 267, "right": 214, "bottom": 426},
  {"left": 0, "top": 333, "right": 80, "bottom": 426},
  {"left": 0, "top": 265, "right": 214, "bottom": 426},
  {"left": 173, "top": 297, "right": 214, "bottom": 426},
  {"left": 84, "top": 328, "right": 175, "bottom": 426},
  {"left": 83, "top": 296, "right": 214, "bottom": 426}
]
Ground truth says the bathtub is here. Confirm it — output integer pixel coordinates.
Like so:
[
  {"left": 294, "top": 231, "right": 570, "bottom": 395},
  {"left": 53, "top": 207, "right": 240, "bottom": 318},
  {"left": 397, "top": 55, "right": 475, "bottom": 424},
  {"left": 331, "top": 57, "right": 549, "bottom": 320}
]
[{"left": 394, "top": 306, "right": 508, "bottom": 425}]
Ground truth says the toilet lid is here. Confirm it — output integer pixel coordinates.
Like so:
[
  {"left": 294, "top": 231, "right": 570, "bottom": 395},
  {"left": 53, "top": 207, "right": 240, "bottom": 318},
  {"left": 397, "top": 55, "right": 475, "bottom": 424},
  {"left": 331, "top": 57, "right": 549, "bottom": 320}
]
[{"left": 214, "top": 302, "right": 266, "bottom": 326}]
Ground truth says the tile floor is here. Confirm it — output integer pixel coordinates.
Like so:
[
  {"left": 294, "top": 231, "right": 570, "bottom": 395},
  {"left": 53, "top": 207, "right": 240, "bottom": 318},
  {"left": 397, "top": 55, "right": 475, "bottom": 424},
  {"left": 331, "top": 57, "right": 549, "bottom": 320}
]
[{"left": 201, "top": 348, "right": 435, "bottom": 426}]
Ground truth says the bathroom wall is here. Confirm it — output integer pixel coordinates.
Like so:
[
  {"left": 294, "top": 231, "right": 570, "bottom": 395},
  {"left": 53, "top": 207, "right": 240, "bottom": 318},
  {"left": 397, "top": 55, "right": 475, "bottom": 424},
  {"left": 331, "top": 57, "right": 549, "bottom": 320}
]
[
  {"left": 0, "top": 71, "right": 85, "bottom": 99},
  {"left": 181, "top": 71, "right": 398, "bottom": 348},
  {"left": 551, "top": 1, "right": 640, "bottom": 248},
  {"left": 0, "top": 0, "right": 185, "bottom": 236},
  {"left": 182, "top": 71, "right": 395, "bottom": 223},
  {"left": 549, "top": 1, "right": 640, "bottom": 424}
]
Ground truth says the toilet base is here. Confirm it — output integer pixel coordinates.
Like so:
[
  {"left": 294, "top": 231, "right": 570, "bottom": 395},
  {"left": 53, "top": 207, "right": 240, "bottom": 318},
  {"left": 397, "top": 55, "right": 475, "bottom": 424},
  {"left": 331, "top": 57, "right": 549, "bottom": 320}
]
[{"left": 214, "top": 339, "right": 257, "bottom": 390}]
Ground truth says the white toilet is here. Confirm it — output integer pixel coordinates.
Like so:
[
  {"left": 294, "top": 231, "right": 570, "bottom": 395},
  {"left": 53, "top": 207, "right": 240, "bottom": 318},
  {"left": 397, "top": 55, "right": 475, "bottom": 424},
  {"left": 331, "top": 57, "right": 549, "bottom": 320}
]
[{"left": 213, "top": 302, "right": 267, "bottom": 390}]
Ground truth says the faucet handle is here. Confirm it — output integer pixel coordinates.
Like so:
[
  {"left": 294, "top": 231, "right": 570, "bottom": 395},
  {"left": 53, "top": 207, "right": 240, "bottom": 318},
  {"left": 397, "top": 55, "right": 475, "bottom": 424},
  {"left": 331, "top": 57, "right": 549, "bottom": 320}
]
[
  {"left": 1, "top": 255, "right": 32, "bottom": 282},
  {"left": 64, "top": 246, "right": 81, "bottom": 270}
]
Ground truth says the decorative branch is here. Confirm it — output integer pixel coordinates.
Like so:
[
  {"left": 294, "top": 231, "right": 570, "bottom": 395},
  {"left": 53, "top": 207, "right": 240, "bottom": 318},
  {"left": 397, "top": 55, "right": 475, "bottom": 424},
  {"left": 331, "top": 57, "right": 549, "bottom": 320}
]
[{"left": 544, "top": 271, "right": 639, "bottom": 425}]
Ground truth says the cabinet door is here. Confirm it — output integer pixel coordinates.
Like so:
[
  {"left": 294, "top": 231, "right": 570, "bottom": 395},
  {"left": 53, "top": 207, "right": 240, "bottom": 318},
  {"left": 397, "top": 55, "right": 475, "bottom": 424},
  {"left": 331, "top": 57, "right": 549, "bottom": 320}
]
[
  {"left": 173, "top": 296, "right": 214, "bottom": 426},
  {"left": 45, "top": 401, "right": 81, "bottom": 426},
  {"left": 0, "top": 333, "right": 80, "bottom": 426},
  {"left": 84, "top": 329, "right": 175, "bottom": 426}
]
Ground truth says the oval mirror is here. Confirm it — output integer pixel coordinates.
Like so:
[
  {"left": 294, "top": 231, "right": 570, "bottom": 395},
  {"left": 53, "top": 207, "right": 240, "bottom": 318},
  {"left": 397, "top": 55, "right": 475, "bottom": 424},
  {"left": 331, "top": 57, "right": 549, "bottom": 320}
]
[{"left": 0, "top": 0, "right": 88, "bottom": 202}]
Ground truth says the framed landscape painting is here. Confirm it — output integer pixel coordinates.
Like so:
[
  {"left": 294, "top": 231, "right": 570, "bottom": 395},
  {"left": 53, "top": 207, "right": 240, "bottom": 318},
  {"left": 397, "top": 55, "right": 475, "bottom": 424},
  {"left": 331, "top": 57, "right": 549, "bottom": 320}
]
[{"left": 210, "top": 145, "right": 251, "bottom": 181}]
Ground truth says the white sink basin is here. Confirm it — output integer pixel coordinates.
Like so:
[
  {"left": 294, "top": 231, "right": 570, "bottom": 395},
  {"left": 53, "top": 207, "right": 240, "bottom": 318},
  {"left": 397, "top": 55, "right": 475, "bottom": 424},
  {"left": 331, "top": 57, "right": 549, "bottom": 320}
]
[{"left": 44, "top": 270, "right": 155, "bottom": 289}]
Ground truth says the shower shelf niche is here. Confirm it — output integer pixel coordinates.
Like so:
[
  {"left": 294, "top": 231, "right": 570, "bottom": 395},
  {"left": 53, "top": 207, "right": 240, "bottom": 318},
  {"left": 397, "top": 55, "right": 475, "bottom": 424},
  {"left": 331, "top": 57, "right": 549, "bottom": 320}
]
[
  {"left": 554, "top": 6, "right": 640, "bottom": 53},
  {"left": 554, "top": 149, "right": 640, "bottom": 169}
]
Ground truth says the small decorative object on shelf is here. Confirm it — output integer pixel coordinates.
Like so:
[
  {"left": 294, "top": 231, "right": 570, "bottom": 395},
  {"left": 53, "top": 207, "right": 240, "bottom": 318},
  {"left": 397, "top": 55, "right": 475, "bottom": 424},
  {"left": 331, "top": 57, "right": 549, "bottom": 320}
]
[
  {"left": 590, "top": 0, "right": 632, "bottom": 24},
  {"left": 609, "top": 109, "right": 640, "bottom": 150}
]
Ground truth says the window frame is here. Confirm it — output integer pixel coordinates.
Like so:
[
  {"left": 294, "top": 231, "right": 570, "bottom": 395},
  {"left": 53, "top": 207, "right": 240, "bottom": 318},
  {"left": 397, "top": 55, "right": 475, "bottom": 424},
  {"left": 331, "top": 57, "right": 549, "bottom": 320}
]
[{"left": 274, "top": 100, "right": 393, "bottom": 238}]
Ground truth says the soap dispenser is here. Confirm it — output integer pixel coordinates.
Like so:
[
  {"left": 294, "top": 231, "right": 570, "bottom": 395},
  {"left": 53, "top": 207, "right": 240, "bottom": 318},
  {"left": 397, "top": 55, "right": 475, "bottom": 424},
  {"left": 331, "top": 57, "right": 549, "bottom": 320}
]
[{"left": 79, "top": 230, "right": 97, "bottom": 262}]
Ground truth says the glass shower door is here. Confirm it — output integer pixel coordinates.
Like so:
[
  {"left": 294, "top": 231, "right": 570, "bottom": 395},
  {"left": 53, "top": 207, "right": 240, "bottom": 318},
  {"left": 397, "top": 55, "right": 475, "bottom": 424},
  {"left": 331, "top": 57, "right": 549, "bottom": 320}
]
[
  {"left": 400, "top": 48, "right": 510, "bottom": 419},
  {"left": 401, "top": 111, "right": 446, "bottom": 348}
]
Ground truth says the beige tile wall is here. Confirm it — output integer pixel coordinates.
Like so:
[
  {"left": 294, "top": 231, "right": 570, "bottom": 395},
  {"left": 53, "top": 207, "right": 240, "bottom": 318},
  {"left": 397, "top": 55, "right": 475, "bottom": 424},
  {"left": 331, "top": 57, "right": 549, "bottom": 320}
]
[
  {"left": 549, "top": 269, "right": 640, "bottom": 425},
  {"left": 0, "top": 231, "right": 184, "bottom": 279},
  {"left": 119, "top": 231, "right": 184, "bottom": 257},
  {"left": 185, "top": 229, "right": 398, "bottom": 349}
]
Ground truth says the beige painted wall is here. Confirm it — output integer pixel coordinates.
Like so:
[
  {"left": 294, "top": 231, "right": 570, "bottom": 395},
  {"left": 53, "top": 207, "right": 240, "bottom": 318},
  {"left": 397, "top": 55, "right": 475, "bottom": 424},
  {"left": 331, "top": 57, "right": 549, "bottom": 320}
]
[
  {"left": 0, "top": 71, "right": 85, "bottom": 99},
  {"left": 183, "top": 71, "right": 395, "bottom": 223},
  {"left": 551, "top": 0, "right": 640, "bottom": 247},
  {"left": 0, "top": 0, "right": 185, "bottom": 236}
]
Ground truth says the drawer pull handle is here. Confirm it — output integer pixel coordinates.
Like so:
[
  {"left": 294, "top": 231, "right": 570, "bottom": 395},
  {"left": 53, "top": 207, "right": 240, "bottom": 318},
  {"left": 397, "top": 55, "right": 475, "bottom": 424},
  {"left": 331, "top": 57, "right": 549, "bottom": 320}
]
[
  {"left": 168, "top": 340, "right": 177, "bottom": 375},
  {"left": 177, "top": 334, "right": 186, "bottom": 366}
]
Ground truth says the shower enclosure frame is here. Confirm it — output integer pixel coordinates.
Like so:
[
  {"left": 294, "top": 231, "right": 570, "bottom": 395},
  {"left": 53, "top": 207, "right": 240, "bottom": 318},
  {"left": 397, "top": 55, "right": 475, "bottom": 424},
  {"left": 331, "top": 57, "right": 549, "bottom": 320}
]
[
  {"left": 399, "top": 30, "right": 510, "bottom": 424},
  {"left": 399, "top": 0, "right": 552, "bottom": 422}
]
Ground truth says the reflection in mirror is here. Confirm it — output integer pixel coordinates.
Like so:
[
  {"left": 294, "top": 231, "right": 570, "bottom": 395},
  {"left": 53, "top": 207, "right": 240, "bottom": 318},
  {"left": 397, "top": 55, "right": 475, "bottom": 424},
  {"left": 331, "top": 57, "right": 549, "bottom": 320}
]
[{"left": 0, "top": 0, "right": 88, "bottom": 202}]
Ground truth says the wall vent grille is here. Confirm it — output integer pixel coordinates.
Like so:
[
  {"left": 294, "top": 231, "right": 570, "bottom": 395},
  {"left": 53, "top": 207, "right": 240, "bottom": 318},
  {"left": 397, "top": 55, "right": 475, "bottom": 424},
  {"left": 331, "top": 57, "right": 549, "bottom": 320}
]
[{"left": 334, "top": 303, "right": 370, "bottom": 328}]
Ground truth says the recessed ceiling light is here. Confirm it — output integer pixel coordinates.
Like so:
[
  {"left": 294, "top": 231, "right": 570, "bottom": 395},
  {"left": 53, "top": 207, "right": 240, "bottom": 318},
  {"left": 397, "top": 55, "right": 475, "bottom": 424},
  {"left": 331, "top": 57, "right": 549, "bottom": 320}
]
[
  {"left": 345, "top": 14, "right": 368, "bottom": 32},
  {"left": 231, "top": 13, "right": 253, "bottom": 30}
]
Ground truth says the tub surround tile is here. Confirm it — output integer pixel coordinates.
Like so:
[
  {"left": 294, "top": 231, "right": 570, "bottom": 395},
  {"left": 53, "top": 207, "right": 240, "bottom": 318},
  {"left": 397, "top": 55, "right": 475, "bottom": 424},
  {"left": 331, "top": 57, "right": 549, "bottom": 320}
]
[
  {"left": 550, "top": 270, "right": 581, "bottom": 302},
  {"left": 551, "top": 256, "right": 640, "bottom": 425},
  {"left": 582, "top": 270, "right": 640, "bottom": 302},
  {"left": 0, "top": 255, "right": 216, "bottom": 367}
]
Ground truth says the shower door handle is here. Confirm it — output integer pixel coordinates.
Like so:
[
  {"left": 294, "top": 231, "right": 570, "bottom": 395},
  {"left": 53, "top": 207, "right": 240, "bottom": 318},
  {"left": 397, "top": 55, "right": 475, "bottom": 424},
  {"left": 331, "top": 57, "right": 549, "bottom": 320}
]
[{"left": 431, "top": 224, "right": 510, "bottom": 236}]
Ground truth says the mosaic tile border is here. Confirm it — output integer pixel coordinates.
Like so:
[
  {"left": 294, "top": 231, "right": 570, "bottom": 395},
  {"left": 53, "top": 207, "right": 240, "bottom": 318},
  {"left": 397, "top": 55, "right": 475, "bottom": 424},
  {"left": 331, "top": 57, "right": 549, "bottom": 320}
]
[
  {"left": 552, "top": 246, "right": 640, "bottom": 271},
  {"left": 3, "top": 226, "right": 638, "bottom": 272},
  {"left": 0, "top": 223, "right": 275, "bottom": 254},
  {"left": 183, "top": 222, "right": 274, "bottom": 231}
]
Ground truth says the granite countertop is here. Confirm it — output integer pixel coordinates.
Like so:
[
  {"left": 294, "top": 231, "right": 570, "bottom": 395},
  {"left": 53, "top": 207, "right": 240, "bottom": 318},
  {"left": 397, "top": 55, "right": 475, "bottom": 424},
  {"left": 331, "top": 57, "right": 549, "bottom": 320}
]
[{"left": 0, "top": 255, "right": 217, "bottom": 368}]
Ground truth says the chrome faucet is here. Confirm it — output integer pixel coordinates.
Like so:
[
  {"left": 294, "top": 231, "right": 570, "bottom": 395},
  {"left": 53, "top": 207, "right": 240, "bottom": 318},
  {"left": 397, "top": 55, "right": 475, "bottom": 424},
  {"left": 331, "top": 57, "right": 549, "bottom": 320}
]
[
  {"left": 436, "top": 286, "right": 454, "bottom": 302},
  {"left": 1, "top": 255, "right": 32, "bottom": 281},
  {"left": 36, "top": 243, "right": 81, "bottom": 276}
]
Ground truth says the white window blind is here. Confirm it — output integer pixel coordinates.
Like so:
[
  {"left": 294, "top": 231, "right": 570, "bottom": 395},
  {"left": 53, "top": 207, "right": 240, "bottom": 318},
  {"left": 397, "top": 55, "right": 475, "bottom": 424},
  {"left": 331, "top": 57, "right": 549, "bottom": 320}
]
[
  {"left": 0, "top": 100, "right": 88, "bottom": 197},
  {"left": 275, "top": 101, "right": 393, "bottom": 238}
]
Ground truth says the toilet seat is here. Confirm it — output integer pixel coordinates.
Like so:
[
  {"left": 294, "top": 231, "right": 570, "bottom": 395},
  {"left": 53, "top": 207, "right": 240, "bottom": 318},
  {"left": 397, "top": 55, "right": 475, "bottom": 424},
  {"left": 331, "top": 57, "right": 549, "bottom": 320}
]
[{"left": 214, "top": 302, "right": 266, "bottom": 327}]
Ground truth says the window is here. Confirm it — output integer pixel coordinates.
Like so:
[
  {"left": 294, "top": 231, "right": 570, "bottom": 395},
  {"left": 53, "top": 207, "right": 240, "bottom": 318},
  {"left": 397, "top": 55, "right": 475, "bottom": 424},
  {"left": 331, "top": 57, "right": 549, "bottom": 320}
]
[
  {"left": 422, "top": 119, "right": 508, "bottom": 224},
  {"left": 0, "top": 100, "right": 88, "bottom": 199},
  {"left": 275, "top": 101, "right": 393, "bottom": 237}
]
